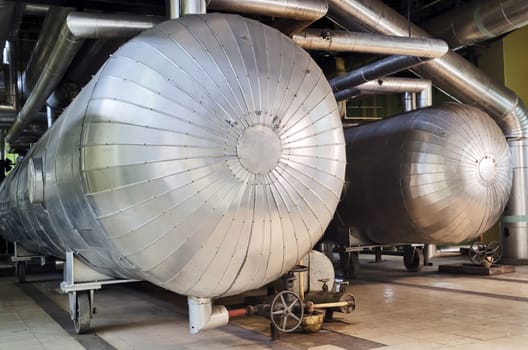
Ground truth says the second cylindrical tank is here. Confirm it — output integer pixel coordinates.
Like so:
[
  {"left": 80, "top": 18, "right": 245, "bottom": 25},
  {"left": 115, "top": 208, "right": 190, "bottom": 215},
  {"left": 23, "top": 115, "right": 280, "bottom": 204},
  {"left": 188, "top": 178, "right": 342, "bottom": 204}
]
[{"left": 332, "top": 103, "right": 512, "bottom": 245}]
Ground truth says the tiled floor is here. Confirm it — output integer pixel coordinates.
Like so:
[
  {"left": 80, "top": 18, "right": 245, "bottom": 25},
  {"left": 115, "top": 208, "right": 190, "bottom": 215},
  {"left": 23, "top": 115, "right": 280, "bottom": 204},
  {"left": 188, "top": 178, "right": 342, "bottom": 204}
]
[{"left": 1, "top": 254, "right": 528, "bottom": 349}]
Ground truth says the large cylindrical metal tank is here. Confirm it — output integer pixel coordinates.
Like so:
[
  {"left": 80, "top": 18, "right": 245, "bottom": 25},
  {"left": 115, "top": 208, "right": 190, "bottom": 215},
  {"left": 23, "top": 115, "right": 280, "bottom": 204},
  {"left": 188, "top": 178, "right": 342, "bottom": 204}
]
[
  {"left": 331, "top": 103, "right": 511, "bottom": 245},
  {"left": 0, "top": 14, "right": 345, "bottom": 297}
]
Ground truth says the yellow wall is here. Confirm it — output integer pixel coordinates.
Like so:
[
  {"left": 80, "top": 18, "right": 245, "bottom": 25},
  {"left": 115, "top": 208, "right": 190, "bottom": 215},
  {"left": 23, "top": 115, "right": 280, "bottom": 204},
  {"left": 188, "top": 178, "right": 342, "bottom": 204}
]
[
  {"left": 476, "top": 39, "right": 505, "bottom": 85},
  {"left": 503, "top": 26, "right": 528, "bottom": 103}
]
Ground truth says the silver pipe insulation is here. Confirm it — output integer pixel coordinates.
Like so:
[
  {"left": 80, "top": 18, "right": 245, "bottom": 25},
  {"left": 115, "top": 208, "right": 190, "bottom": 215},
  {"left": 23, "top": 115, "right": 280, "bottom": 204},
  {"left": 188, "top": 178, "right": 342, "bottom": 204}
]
[
  {"left": 335, "top": 77, "right": 432, "bottom": 108},
  {"left": 207, "top": 0, "right": 328, "bottom": 34},
  {"left": 424, "top": 0, "right": 528, "bottom": 50},
  {"left": 402, "top": 92, "right": 415, "bottom": 112},
  {"left": 24, "top": 4, "right": 50, "bottom": 17},
  {"left": 169, "top": 0, "right": 180, "bottom": 18},
  {"left": 182, "top": 0, "right": 207, "bottom": 15},
  {"left": 66, "top": 12, "right": 162, "bottom": 39},
  {"left": 327, "top": 0, "right": 528, "bottom": 262},
  {"left": 207, "top": 0, "right": 327, "bottom": 21},
  {"left": 293, "top": 29, "right": 448, "bottom": 57},
  {"left": 326, "top": 0, "right": 528, "bottom": 138},
  {"left": 21, "top": 7, "right": 72, "bottom": 100},
  {"left": 329, "top": 55, "right": 431, "bottom": 94},
  {"left": 6, "top": 12, "right": 162, "bottom": 143}
]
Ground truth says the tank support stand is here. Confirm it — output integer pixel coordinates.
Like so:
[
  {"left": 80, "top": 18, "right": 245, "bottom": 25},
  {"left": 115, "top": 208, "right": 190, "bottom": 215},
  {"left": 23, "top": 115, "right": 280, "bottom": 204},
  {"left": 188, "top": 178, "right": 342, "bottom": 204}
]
[
  {"left": 60, "top": 251, "right": 137, "bottom": 334},
  {"left": 11, "top": 242, "right": 47, "bottom": 283}
]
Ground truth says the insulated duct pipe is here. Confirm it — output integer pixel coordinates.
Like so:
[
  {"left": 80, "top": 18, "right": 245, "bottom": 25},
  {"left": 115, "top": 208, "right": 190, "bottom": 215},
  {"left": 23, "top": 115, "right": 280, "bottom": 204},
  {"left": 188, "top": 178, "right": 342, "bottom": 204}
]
[
  {"left": 424, "top": 0, "right": 528, "bottom": 50},
  {"left": 335, "top": 77, "right": 432, "bottom": 108},
  {"left": 327, "top": 0, "right": 528, "bottom": 262},
  {"left": 329, "top": 55, "right": 431, "bottom": 94},
  {"left": 207, "top": 0, "right": 327, "bottom": 21},
  {"left": 327, "top": 0, "right": 528, "bottom": 137},
  {"left": 24, "top": 4, "right": 50, "bottom": 17},
  {"left": 402, "top": 92, "right": 414, "bottom": 112},
  {"left": 207, "top": 0, "right": 327, "bottom": 34},
  {"left": 293, "top": 29, "right": 448, "bottom": 57},
  {"left": 22, "top": 7, "right": 72, "bottom": 99},
  {"left": 6, "top": 12, "right": 162, "bottom": 144},
  {"left": 182, "top": 0, "right": 207, "bottom": 15}
]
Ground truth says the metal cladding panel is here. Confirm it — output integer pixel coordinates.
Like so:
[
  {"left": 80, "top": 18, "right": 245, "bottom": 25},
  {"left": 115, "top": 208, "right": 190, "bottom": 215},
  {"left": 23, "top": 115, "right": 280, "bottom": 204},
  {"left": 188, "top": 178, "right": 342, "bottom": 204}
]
[
  {"left": 337, "top": 103, "right": 512, "bottom": 245},
  {"left": 0, "top": 14, "right": 345, "bottom": 298}
]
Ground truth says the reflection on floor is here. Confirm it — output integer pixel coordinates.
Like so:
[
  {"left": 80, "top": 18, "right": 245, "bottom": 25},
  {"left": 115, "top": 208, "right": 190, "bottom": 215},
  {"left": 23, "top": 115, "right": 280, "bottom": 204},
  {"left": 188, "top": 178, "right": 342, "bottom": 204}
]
[{"left": 1, "top": 254, "right": 528, "bottom": 350}]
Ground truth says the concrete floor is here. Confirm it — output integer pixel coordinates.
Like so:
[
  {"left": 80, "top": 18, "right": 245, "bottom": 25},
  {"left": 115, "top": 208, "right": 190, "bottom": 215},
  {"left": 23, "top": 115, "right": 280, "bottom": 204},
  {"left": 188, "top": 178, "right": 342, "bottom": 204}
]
[{"left": 1, "top": 254, "right": 528, "bottom": 350}]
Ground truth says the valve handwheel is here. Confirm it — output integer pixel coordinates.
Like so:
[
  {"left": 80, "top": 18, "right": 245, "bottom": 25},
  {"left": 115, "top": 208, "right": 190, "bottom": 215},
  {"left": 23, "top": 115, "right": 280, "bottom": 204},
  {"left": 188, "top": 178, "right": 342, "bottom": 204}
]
[
  {"left": 270, "top": 290, "right": 304, "bottom": 332},
  {"left": 469, "top": 241, "right": 487, "bottom": 265}
]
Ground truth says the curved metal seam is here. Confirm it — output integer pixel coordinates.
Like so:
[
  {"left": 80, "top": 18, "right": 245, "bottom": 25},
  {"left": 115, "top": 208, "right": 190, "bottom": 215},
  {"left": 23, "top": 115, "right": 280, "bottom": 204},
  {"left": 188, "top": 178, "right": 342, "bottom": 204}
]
[
  {"left": 104, "top": 54, "right": 243, "bottom": 139},
  {"left": 152, "top": 26, "right": 247, "bottom": 126},
  {"left": 189, "top": 17, "right": 253, "bottom": 127},
  {"left": 116, "top": 40, "right": 240, "bottom": 131}
]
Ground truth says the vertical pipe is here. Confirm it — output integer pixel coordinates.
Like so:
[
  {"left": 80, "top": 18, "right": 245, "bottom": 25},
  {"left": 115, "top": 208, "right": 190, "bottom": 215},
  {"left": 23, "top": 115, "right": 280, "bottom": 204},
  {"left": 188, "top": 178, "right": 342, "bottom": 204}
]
[
  {"left": 402, "top": 92, "right": 414, "bottom": 112},
  {"left": 182, "top": 0, "right": 206, "bottom": 15},
  {"left": 169, "top": 0, "right": 180, "bottom": 19},
  {"left": 416, "top": 83, "right": 432, "bottom": 108},
  {"left": 46, "top": 106, "right": 54, "bottom": 128}
]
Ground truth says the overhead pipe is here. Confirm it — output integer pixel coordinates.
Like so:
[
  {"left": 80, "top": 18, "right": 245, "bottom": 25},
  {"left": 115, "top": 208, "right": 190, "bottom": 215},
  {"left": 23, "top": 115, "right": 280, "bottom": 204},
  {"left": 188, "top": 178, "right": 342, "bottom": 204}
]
[
  {"left": 6, "top": 12, "right": 162, "bottom": 143},
  {"left": 207, "top": 0, "right": 326, "bottom": 21},
  {"left": 21, "top": 7, "right": 73, "bottom": 99},
  {"left": 327, "top": 0, "right": 528, "bottom": 263},
  {"left": 293, "top": 29, "right": 448, "bottom": 57},
  {"left": 424, "top": 0, "right": 528, "bottom": 50},
  {"left": 24, "top": 4, "right": 50, "bottom": 17},
  {"left": 207, "top": 0, "right": 328, "bottom": 34},
  {"left": 327, "top": 0, "right": 528, "bottom": 138},
  {"left": 329, "top": 55, "right": 431, "bottom": 94},
  {"left": 335, "top": 77, "right": 432, "bottom": 108}
]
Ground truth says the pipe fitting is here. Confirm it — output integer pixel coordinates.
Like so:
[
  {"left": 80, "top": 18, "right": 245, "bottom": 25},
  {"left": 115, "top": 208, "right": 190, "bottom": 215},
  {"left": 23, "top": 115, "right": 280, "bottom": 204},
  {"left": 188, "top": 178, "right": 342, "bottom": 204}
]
[{"left": 188, "top": 297, "right": 229, "bottom": 334}]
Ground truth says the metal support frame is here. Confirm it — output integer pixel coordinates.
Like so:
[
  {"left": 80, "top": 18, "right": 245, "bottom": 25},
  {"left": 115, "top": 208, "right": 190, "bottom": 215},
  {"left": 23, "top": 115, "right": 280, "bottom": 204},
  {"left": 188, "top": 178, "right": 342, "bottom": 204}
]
[
  {"left": 60, "top": 251, "right": 137, "bottom": 333},
  {"left": 11, "top": 241, "right": 45, "bottom": 264},
  {"left": 343, "top": 243, "right": 427, "bottom": 273},
  {"left": 10, "top": 242, "right": 47, "bottom": 283}
]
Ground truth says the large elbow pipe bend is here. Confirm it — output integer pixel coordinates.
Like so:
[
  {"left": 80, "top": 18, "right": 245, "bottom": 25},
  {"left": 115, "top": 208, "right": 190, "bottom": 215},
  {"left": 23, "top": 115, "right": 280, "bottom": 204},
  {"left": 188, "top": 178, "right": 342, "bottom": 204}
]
[{"left": 188, "top": 297, "right": 229, "bottom": 334}]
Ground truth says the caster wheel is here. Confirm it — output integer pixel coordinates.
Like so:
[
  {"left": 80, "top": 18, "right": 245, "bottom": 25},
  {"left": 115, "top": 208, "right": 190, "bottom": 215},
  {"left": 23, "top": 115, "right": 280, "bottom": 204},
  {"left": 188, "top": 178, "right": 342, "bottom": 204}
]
[
  {"left": 74, "top": 293, "right": 91, "bottom": 334},
  {"left": 16, "top": 262, "right": 26, "bottom": 283},
  {"left": 340, "top": 251, "right": 360, "bottom": 278},
  {"left": 404, "top": 247, "right": 424, "bottom": 272}
]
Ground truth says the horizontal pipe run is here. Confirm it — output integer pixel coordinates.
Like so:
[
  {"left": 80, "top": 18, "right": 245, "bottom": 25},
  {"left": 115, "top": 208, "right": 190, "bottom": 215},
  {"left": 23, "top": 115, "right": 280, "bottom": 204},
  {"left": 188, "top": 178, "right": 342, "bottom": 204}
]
[
  {"left": 329, "top": 55, "right": 431, "bottom": 93},
  {"left": 311, "top": 301, "right": 350, "bottom": 309},
  {"left": 66, "top": 12, "right": 162, "bottom": 39},
  {"left": 23, "top": 4, "right": 50, "bottom": 16},
  {"left": 293, "top": 29, "right": 448, "bottom": 57},
  {"left": 227, "top": 308, "right": 248, "bottom": 318},
  {"left": 335, "top": 77, "right": 432, "bottom": 107},
  {"left": 6, "top": 12, "right": 163, "bottom": 143},
  {"left": 207, "top": 0, "right": 328, "bottom": 21}
]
